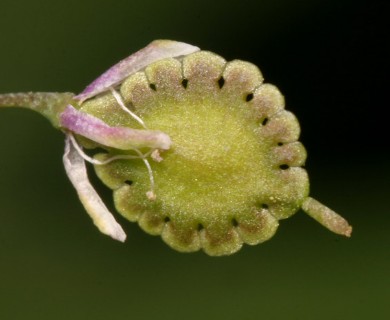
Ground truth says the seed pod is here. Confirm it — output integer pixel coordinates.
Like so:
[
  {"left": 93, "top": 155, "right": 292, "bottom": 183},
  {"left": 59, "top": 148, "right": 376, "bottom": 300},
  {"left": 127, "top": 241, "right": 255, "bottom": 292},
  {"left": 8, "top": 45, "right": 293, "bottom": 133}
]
[{"left": 0, "top": 40, "right": 351, "bottom": 256}]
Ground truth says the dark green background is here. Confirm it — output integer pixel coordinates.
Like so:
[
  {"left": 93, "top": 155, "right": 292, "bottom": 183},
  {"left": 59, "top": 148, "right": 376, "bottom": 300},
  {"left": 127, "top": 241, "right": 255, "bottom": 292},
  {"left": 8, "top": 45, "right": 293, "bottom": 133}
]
[{"left": 0, "top": 0, "right": 388, "bottom": 319}]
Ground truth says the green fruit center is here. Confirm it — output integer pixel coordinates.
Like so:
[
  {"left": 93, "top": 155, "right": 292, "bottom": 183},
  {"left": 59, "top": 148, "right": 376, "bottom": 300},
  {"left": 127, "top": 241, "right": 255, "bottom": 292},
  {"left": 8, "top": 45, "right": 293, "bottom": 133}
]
[{"left": 139, "top": 95, "right": 268, "bottom": 222}]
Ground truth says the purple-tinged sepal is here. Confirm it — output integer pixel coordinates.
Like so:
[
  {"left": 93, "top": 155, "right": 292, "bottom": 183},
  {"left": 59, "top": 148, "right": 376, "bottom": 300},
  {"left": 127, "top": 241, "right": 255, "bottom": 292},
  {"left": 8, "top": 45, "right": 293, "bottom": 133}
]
[
  {"left": 75, "top": 40, "right": 200, "bottom": 103},
  {"left": 60, "top": 105, "right": 171, "bottom": 150}
]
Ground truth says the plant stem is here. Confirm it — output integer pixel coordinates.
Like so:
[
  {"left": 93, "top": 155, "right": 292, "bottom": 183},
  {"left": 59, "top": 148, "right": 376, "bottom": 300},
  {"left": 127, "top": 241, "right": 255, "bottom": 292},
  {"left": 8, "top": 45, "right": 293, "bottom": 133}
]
[{"left": 0, "top": 92, "right": 74, "bottom": 128}]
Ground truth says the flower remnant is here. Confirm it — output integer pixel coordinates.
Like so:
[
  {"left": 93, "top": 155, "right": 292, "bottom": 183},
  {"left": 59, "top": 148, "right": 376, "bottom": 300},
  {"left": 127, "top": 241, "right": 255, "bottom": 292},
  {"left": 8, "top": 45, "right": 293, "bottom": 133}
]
[{"left": 0, "top": 40, "right": 351, "bottom": 255}]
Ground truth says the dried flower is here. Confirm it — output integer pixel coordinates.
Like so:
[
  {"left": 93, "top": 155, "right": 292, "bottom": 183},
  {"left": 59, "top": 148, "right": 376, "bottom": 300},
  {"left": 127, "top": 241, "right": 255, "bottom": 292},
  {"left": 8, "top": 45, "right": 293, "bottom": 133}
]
[{"left": 0, "top": 40, "right": 351, "bottom": 256}]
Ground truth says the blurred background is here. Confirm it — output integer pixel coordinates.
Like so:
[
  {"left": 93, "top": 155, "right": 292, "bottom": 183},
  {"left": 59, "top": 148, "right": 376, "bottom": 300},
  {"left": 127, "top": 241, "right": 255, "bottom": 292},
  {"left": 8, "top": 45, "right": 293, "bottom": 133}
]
[{"left": 0, "top": 0, "right": 388, "bottom": 319}]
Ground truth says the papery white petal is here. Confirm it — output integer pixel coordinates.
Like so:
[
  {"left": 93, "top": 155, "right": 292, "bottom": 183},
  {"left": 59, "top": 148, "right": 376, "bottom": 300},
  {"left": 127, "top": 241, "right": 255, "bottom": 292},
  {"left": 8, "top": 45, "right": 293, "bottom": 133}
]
[{"left": 63, "top": 135, "right": 127, "bottom": 242}]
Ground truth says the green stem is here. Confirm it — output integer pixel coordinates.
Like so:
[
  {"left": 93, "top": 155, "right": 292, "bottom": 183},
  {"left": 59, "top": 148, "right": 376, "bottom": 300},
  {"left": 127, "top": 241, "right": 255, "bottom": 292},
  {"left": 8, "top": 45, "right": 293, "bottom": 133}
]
[{"left": 0, "top": 92, "right": 75, "bottom": 128}]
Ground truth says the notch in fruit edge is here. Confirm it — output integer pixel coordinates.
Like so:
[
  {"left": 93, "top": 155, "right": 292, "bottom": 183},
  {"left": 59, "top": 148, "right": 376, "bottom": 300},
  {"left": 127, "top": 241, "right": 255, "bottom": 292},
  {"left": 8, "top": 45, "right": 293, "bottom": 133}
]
[{"left": 0, "top": 40, "right": 351, "bottom": 256}]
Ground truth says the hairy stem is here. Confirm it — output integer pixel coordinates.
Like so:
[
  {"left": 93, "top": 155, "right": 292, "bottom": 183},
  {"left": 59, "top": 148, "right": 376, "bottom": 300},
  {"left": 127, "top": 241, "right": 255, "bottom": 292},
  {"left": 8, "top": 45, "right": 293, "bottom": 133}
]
[{"left": 0, "top": 92, "right": 74, "bottom": 128}]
